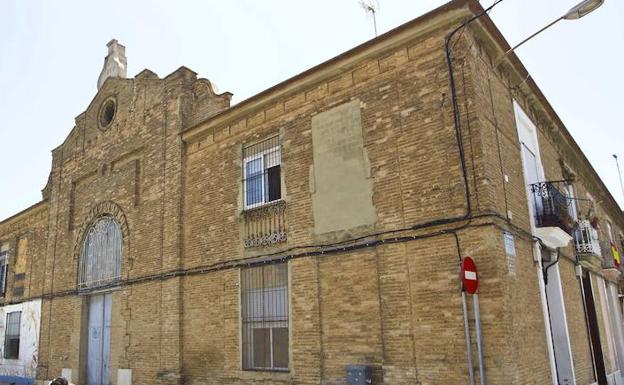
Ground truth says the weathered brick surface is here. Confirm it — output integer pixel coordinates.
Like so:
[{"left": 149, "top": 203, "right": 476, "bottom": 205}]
[
  {"left": 0, "top": 203, "right": 48, "bottom": 304},
  {"left": 463, "top": 11, "right": 624, "bottom": 384},
  {"left": 1, "top": 1, "right": 623, "bottom": 385}
]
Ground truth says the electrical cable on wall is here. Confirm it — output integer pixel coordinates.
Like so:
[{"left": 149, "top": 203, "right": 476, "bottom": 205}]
[
  {"left": 17, "top": 212, "right": 538, "bottom": 305},
  {"left": 30, "top": 1, "right": 564, "bottom": 316}
]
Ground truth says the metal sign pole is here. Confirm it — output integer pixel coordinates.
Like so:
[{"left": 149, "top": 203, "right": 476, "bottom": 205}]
[
  {"left": 473, "top": 293, "right": 486, "bottom": 385},
  {"left": 462, "top": 290, "right": 475, "bottom": 385}
]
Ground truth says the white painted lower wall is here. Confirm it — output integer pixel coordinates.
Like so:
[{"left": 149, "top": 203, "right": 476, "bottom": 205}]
[{"left": 0, "top": 299, "right": 42, "bottom": 380}]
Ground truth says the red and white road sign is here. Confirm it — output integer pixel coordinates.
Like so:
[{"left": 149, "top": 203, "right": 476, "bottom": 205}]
[{"left": 461, "top": 257, "right": 479, "bottom": 294}]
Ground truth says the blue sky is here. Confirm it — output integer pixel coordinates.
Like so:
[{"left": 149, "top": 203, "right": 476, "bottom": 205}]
[{"left": 1, "top": 0, "right": 623, "bottom": 220}]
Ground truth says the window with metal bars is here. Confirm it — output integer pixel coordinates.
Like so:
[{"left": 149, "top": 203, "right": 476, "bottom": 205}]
[
  {"left": 241, "top": 263, "right": 289, "bottom": 371},
  {"left": 243, "top": 136, "right": 281, "bottom": 209},
  {"left": 0, "top": 248, "right": 8, "bottom": 297},
  {"left": 4, "top": 311, "right": 20, "bottom": 359},
  {"left": 79, "top": 215, "right": 122, "bottom": 290}
]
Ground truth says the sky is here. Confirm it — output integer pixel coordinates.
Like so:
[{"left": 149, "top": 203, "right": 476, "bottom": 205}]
[{"left": 1, "top": 0, "right": 623, "bottom": 221}]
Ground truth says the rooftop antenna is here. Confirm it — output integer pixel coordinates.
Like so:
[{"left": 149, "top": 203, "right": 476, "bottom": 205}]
[
  {"left": 613, "top": 154, "right": 624, "bottom": 207},
  {"left": 359, "top": 0, "right": 379, "bottom": 37}
]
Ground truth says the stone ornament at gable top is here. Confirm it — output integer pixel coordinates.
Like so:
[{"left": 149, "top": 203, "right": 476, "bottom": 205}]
[
  {"left": 193, "top": 78, "right": 232, "bottom": 100},
  {"left": 97, "top": 39, "right": 127, "bottom": 90}
]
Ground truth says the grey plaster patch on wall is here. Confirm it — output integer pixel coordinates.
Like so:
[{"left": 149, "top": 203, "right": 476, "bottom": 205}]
[{"left": 311, "top": 100, "right": 376, "bottom": 234}]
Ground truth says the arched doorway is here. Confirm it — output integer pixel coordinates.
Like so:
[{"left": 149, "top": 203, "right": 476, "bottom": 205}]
[{"left": 79, "top": 215, "right": 122, "bottom": 385}]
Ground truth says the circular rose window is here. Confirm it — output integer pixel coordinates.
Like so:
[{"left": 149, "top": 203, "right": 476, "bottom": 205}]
[{"left": 98, "top": 98, "right": 116, "bottom": 129}]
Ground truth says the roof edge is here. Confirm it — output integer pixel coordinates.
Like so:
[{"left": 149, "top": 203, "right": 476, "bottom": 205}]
[
  {"left": 467, "top": 0, "right": 624, "bottom": 222},
  {"left": 0, "top": 200, "right": 48, "bottom": 227},
  {"left": 181, "top": 0, "right": 470, "bottom": 142}
]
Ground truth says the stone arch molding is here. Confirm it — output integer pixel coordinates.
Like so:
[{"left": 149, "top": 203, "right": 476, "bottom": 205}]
[{"left": 74, "top": 201, "right": 129, "bottom": 262}]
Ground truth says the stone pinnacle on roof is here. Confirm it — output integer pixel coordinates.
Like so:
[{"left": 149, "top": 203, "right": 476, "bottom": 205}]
[{"left": 97, "top": 39, "right": 127, "bottom": 90}]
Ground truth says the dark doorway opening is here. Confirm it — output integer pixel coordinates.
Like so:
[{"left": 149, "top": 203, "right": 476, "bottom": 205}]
[{"left": 581, "top": 271, "right": 608, "bottom": 385}]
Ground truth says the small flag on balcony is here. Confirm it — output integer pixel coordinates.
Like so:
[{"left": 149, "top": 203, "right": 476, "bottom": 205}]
[{"left": 611, "top": 243, "right": 621, "bottom": 267}]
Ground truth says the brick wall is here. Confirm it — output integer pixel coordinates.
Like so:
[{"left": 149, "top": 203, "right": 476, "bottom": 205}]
[
  {"left": 0, "top": 203, "right": 48, "bottom": 304},
  {"left": 0, "top": 1, "right": 622, "bottom": 385},
  {"left": 177, "top": 11, "right": 554, "bottom": 385},
  {"left": 463, "top": 12, "right": 624, "bottom": 384}
]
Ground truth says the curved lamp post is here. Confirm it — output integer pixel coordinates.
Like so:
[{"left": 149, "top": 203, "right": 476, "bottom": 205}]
[
  {"left": 494, "top": 0, "right": 605, "bottom": 68},
  {"left": 565, "top": 0, "right": 605, "bottom": 19},
  {"left": 614, "top": 154, "right": 624, "bottom": 205}
]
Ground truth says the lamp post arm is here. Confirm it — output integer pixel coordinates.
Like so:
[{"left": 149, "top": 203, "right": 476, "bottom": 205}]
[
  {"left": 614, "top": 155, "right": 624, "bottom": 205},
  {"left": 493, "top": 15, "right": 565, "bottom": 69}
]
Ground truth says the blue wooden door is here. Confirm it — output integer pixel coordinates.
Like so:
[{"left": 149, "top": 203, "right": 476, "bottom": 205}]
[{"left": 87, "top": 294, "right": 111, "bottom": 385}]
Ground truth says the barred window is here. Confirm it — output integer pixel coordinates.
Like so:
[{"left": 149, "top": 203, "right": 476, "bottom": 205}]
[
  {"left": 0, "top": 246, "right": 8, "bottom": 297},
  {"left": 79, "top": 215, "right": 122, "bottom": 290},
  {"left": 4, "top": 311, "right": 20, "bottom": 359},
  {"left": 241, "top": 263, "right": 289, "bottom": 371},
  {"left": 243, "top": 136, "right": 281, "bottom": 209}
]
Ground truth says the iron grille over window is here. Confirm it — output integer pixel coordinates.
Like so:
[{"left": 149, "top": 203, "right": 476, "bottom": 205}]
[
  {"left": 243, "top": 136, "right": 281, "bottom": 209},
  {"left": 79, "top": 215, "right": 122, "bottom": 290},
  {"left": 575, "top": 220, "right": 602, "bottom": 256},
  {"left": 0, "top": 250, "right": 7, "bottom": 297},
  {"left": 241, "top": 263, "right": 289, "bottom": 371},
  {"left": 4, "top": 311, "right": 20, "bottom": 359}
]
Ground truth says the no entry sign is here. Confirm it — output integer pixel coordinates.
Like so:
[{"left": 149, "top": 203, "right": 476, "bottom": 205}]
[{"left": 461, "top": 257, "right": 479, "bottom": 294}]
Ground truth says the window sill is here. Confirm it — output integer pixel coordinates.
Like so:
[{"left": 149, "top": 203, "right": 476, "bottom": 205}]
[
  {"left": 235, "top": 369, "right": 292, "bottom": 382},
  {"left": 243, "top": 199, "right": 285, "bottom": 213},
  {"left": 77, "top": 282, "right": 122, "bottom": 295},
  {"left": 243, "top": 368, "right": 289, "bottom": 373}
]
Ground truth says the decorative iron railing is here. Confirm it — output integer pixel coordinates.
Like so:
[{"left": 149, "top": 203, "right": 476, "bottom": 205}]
[
  {"left": 574, "top": 220, "right": 602, "bottom": 256},
  {"left": 242, "top": 200, "right": 287, "bottom": 248},
  {"left": 529, "top": 181, "right": 574, "bottom": 234}
]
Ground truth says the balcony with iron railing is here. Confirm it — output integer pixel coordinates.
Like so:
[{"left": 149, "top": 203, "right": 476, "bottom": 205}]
[
  {"left": 574, "top": 220, "right": 602, "bottom": 270},
  {"left": 529, "top": 181, "right": 574, "bottom": 248},
  {"left": 241, "top": 200, "right": 287, "bottom": 248}
]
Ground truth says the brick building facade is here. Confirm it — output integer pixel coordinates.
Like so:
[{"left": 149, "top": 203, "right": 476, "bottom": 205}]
[{"left": 1, "top": 1, "right": 623, "bottom": 384}]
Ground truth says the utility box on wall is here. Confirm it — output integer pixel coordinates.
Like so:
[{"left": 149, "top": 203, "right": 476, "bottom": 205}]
[{"left": 346, "top": 365, "right": 373, "bottom": 385}]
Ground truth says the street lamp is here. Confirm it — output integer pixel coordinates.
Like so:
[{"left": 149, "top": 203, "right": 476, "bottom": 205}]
[
  {"left": 613, "top": 154, "right": 624, "bottom": 205},
  {"left": 494, "top": 0, "right": 605, "bottom": 68},
  {"left": 564, "top": 0, "right": 605, "bottom": 20}
]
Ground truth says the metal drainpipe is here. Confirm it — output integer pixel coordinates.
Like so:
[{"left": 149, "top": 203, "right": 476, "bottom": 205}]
[
  {"left": 445, "top": 3, "right": 506, "bottom": 384},
  {"left": 462, "top": 289, "right": 476, "bottom": 385}
]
